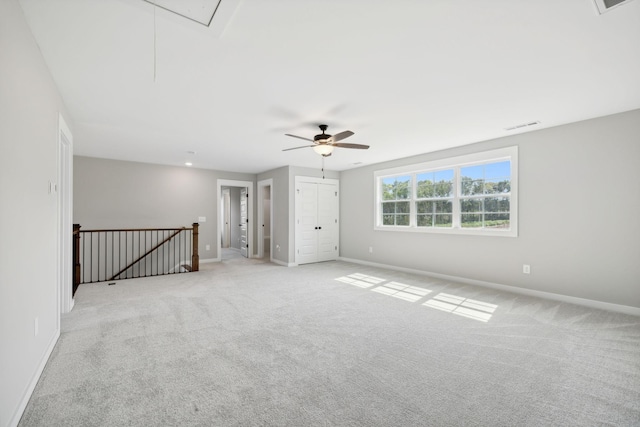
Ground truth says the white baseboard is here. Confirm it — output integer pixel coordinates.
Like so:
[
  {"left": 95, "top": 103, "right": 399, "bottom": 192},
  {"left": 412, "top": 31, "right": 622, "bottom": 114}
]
[
  {"left": 271, "top": 258, "right": 297, "bottom": 267},
  {"left": 199, "top": 258, "right": 218, "bottom": 264},
  {"left": 9, "top": 327, "right": 60, "bottom": 427},
  {"left": 338, "top": 257, "right": 640, "bottom": 317}
]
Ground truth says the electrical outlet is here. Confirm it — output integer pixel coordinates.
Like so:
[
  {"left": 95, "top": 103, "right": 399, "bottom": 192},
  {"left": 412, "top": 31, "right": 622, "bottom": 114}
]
[
  {"left": 523, "top": 264, "right": 531, "bottom": 274},
  {"left": 276, "top": 244, "right": 281, "bottom": 252},
  {"left": 369, "top": 246, "right": 373, "bottom": 253},
  {"left": 34, "top": 317, "right": 39, "bottom": 336},
  {"left": 205, "top": 244, "right": 210, "bottom": 251}
]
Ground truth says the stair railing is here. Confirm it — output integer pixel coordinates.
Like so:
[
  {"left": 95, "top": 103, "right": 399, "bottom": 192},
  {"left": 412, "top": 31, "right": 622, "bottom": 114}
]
[{"left": 72, "top": 223, "right": 199, "bottom": 293}]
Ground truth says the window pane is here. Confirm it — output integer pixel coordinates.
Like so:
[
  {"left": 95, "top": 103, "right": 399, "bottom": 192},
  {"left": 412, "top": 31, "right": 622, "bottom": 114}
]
[
  {"left": 485, "top": 213, "right": 510, "bottom": 229},
  {"left": 435, "top": 200, "right": 452, "bottom": 213},
  {"left": 396, "top": 201, "right": 410, "bottom": 214},
  {"left": 461, "top": 199, "right": 482, "bottom": 213},
  {"left": 434, "top": 181, "right": 453, "bottom": 198},
  {"left": 484, "top": 179, "right": 511, "bottom": 194},
  {"left": 461, "top": 178, "right": 484, "bottom": 196},
  {"left": 484, "top": 161, "right": 510, "bottom": 180},
  {"left": 461, "top": 214, "right": 482, "bottom": 228},
  {"left": 395, "top": 176, "right": 411, "bottom": 199},
  {"left": 435, "top": 169, "right": 454, "bottom": 182},
  {"left": 417, "top": 214, "right": 433, "bottom": 227},
  {"left": 417, "top": 170, "right": 453, "bottom": 199},
  {"left": 484, "top": 197, "right": 510, "bottom": 213},
  {"left": 461, "top": 164, "right": 483, "bottom": 180},
  {"left": 396, "top": 214, "right": 410, "bottom": 226},
  {"left": 382, "top": 202, "right": 396, "bottom": 214},
  {"left": 382, "top": 215, "right": 395, "bottom": 225},
  {"left": 416, "top": 173, "right": 434, "bottom": 198},
  {"left": 381, "top": 175, "right": 411, "bottom": 200},
  {"left": 435, "top": 214, "right": 452, "bottom": 227},
  {"left": 416, "top": 200, "right": 434, "bottom": 213},
  {"left": 381, "top": 178, "right": 396, "bottom": 201}
]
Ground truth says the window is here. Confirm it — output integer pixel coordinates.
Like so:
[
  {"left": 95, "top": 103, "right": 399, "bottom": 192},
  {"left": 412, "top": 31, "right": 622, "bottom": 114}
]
[
  {"left": 374, "top": 147, "right": 518, "bottom": 237},
  {"left": 381, "top": 175, "right": 411, "bottom": 226}
]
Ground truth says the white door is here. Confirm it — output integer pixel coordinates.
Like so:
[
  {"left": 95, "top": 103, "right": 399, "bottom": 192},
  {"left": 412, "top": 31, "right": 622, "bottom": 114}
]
[
  {"left": 297, "top": 182, "right": 319, "bottom": 265},
  {"left": 295, "top": 177, "right": 339, "bottom": 265},
  {"left": 222, "top": 190, "right": 230, "bottom": 248},
  {"left": 240, "top": 187, "right": 248, "bottom": 258},
  {"left": 317, "top": 183, "right": 338, "bottom": 262}
]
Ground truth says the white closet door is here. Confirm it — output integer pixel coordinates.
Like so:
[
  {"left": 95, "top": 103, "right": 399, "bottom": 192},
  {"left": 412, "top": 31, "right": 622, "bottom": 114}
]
[
  {"left": 317, "top": 183, "right": 338, "bottom": 262},
  {"left": 296, "top": 182, "right": 319, "bottom": 265},
  {"left": 295, "top": 177, "right": 339, "bottom": 265}
]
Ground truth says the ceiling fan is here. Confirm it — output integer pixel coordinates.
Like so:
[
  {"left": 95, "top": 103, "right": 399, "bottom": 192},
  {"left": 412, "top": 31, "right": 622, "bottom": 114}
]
[{"left": 283, "top": 124, "right": 369, "bottom": 157}]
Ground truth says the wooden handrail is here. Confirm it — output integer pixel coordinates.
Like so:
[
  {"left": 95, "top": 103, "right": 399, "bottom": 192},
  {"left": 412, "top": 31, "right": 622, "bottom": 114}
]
[
  {"left": 78, "top": 227, "right": 195, "bottom": 233},
  {"left": 108, "top": 227, "right": 186, "bottom": 281}
]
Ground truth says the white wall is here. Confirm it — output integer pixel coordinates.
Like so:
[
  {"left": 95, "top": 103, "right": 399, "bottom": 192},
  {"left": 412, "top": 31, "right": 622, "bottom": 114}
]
[
  {"left": 340, "top": 109, "right": 640, "bottom": 310},
  {"left": 257, "top": 167, "right": 291, "bottom": 264},
  {"left": 73, "top": 156, "right": 255, "bottom": 261},
  {"left": 0, "top": 1, "right": 71, "bottom": 426}
]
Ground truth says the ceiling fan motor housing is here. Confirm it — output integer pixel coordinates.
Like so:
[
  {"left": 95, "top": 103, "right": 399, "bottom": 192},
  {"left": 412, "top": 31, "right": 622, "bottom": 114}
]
[{"left": 314, "top": 124, "right": 330, "bottom": 142}]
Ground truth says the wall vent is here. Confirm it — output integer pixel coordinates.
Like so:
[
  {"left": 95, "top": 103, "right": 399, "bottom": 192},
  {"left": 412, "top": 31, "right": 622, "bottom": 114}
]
[
  {"left": 504, "top": 121, "right": 540, "bottom": 132},
  {"left": 593, "top": 0, "right": 637, "bottom": 14}
]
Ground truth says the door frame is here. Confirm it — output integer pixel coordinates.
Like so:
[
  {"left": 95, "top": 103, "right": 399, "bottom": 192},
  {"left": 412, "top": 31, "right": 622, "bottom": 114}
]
[
  {"left": 217, "top": 179, "right": 253, "bottom": 260},
  {"left": 58, "top": 113, "right": 73, "bottom": 315},
  {"left": 257, "top": 179, "right": 273, "bottom": 260}
]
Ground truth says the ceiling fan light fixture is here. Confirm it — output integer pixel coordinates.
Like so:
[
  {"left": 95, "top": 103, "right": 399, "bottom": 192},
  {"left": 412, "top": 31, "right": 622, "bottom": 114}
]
[{"left": 313, "top": 144, "right": 334, "bottom": 156}]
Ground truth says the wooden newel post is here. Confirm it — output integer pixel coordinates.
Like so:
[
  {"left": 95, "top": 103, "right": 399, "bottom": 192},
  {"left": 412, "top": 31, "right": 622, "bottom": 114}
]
[
  {"left": 192, "top": 223, "right": 199, "bottom": 272},
  {"left": 73, "top": 224, "right": 81, "bottom": 295}
]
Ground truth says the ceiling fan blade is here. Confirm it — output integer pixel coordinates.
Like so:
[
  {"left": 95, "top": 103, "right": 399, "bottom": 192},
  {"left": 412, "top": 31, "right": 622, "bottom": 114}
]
[
  {"left": 285, "top": 133, "right": 314, "bottom": 142},
  {"left": 328, "top": 130, "right": 354, "bottom": 143},
  {"left": 332, "top": 142, "right": 369, "bottom": 149},
  {"left": 282, "top": 145, "right": 315, "bottom": 152}
]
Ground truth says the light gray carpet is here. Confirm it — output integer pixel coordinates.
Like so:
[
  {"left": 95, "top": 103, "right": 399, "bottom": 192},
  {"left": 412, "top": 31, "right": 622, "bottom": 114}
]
[{"left": 19, "top": 258, "right": 640, "bottom": 426}]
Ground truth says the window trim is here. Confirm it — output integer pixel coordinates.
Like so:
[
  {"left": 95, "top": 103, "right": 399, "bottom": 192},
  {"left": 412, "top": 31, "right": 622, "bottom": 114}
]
[{"left": 374, "top": 146, "right": 518, "bottom": 237}]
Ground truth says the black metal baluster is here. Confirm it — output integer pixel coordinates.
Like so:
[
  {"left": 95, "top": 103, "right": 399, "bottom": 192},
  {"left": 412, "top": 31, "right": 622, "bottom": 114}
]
[
  {"left": 137, "top": 230, "right": 140, "bottom": 278},
  {"left": 81, "top": 232, "right": 85, "bottom": 284},
  {"left": 126, "top": 231, "right": 129, "bottom": 279},
  {"left": 89, "top": 232, "right": 93, "bottom": 283}
]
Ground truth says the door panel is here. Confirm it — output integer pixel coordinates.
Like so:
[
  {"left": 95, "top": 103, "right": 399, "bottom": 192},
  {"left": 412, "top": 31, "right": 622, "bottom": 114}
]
[
  {"left": 296, "top": 183, "right": 318, "bottom": 264},
  {"left": 317, "top": 183, "right": 338, "bottom": 262}
]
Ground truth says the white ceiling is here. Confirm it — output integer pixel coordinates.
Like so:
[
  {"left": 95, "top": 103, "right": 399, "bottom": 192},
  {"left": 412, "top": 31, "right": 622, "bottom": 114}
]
[{"left": 18, "top": 0, "right": 640, "bottom": 174}]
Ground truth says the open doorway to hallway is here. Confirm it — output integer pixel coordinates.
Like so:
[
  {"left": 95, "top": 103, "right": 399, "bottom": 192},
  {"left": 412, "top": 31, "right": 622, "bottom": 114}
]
[
  {"left": 218, "top": 179, "right": 253, "bottom": 261},
  {"left": 258, "top": 179, "right": 273, "bottom": 261}
]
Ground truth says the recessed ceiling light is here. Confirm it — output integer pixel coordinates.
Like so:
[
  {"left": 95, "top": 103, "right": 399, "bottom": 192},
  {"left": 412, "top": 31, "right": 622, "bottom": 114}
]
[{"left": 185, "top": 162, "right": 193, "bottom": 167}]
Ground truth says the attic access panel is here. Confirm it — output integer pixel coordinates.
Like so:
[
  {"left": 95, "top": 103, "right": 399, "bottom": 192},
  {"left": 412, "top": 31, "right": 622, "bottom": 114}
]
[
  {"left": 593, "top": 0, "right": 637, "bottom": 13},
  {"left": 144, "top": 0, "right": 222, "bottom": 26}
]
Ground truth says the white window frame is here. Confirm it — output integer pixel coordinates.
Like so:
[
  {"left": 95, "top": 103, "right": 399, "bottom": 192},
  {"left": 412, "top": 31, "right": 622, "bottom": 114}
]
[{"left": 374, "top": 146, "right": 518, "bottom": 237}]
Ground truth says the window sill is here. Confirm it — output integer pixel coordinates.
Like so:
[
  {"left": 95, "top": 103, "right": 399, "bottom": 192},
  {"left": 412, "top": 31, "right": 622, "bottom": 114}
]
[{"left": 373, "top": 225, "right": 518, "bottom": 237}]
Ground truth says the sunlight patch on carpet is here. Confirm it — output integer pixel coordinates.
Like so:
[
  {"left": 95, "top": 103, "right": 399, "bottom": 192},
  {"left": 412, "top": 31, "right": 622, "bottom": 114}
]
[
  {"left": 335, "top": 273, "right": 386, "bottom": 288},
  {"left": 371, "top": 281, "right": 432, "bottom": 302},
  {"left": 423, "top": 293, "right": 497, "bottom": 322},
  {"left": 335, "top": 273, "right": 497, "bottom": 322}
]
